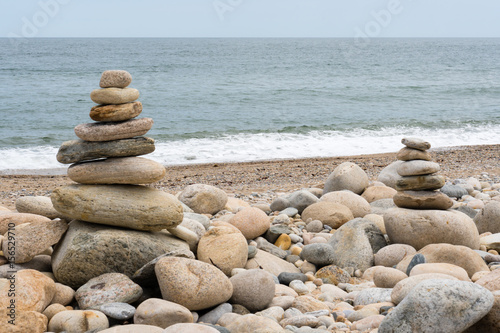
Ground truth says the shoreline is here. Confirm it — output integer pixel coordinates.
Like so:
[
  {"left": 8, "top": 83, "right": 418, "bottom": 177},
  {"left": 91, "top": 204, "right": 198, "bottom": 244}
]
[{"left": 1, "top": 143, "right": 499, "bottom": 210}]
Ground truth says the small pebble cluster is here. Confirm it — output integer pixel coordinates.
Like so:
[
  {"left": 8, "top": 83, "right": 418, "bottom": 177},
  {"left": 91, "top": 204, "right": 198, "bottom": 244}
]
[{"left": 1, "top": 76, "right": 500, "bottom": 333}]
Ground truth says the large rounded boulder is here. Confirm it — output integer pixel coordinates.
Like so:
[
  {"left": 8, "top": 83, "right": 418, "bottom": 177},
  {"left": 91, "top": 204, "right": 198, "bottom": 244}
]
[
  {"left": 324, "top": 162, "right": 369, "bottom": 195},
  {"left": 384, "top": 208, "right": 480, "bottom": 250}
]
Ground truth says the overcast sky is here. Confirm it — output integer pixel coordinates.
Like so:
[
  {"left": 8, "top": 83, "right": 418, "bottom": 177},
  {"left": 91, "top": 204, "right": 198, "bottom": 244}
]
[{"left": 2, "top": 0, "right": 500, "bottom": 38}]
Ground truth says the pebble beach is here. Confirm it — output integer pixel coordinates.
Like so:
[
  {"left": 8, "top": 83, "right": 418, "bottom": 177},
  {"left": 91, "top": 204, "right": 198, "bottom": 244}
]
[
  {"left": 1, "top": 144, "right": 499, "bottom": 210},
  {"left": 1, "top": 70, "right": 500, "bottom": 333}
]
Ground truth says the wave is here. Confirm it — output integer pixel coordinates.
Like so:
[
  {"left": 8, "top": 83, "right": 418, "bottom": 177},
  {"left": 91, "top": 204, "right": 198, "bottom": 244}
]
[{"left": 0, "top": 124, "right": 499, "bottom": 171}]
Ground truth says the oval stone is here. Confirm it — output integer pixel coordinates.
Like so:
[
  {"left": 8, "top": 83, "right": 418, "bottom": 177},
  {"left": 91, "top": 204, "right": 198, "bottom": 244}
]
[
  {"left": 384, "top": 208, "right": 480, "bottom": 250},
  {"left": 178, "top": 184, "right": 228, "bottom": 215},
  {"left": 397, "top": 147, "right": 432, "bottom": 161},
  {"left": 68, "top": 157, "right": 166, "bottom": 185},
  {"left": 56, "top": 137, "right": 155, "bottom": 164},
  {"left": 0, "top": 269, "right": 55, "bottom": 312},
  {"left": 320, "top": 191, "right": 371, "bottom": 218},
  {"left": 155, "top": 257, "right": 233, "bottom": 311},
  {"left": 323, "top": 162, "right": 369, "bottom": 195},
  {"left": 393, "top": 190, "right": 453, "bottom": 210},
  {"left": 48, "top": 310, "right": 109, "bottom": 332},
  {"left": 301, "top": 201, "right": 354, "bottom": 229},
  {"left": 90, "top": 102, "right": 142, "bottom": 122},
  {"left": 51, "top": 184, "right": 183, "bottom": 231},
  {"left": 397, "top": 160, "right": 440, "bottom": 176},
  {"left": 229, "top": 269, "right": 275, "bottom": 312},
  {"left": 228, "top": 207, "right": 270, "bottom": 240},
  {"left": 74, "top": 118, "right": 153, "bottom": 142},
  {"left": 197, "top": 225, "right": 248, "bottom": 276},
  {"left": 395, "top": 175, "right": 445, "bottom": 191},
  {"left": 75, "top": 273, "right": 142, "bottom": 310},
  {"left": 380, "top": 280, "right": 494, "bottom": 332},
  {"left": 100, "top": 70, "right": 132, "bottom": 88},
  {"left": 90, "top": 87, "right": 139, "bottom": 105},
  {"left": 401, "top": 137, "right": 431, "bottom": 150}
]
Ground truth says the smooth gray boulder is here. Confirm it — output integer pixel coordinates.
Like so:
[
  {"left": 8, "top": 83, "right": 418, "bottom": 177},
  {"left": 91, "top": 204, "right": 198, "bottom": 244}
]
[{"left": 379, "top": 279, "right": 494, "bottom": 333}]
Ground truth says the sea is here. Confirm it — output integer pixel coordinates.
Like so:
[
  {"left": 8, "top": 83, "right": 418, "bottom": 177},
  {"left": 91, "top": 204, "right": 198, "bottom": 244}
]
[{"left": 0, "top": 38, "right": 499, "bottom": 172}]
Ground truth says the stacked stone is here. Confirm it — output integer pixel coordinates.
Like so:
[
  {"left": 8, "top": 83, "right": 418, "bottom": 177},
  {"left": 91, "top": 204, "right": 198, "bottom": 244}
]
[
  {"left": 393, "top": 137, "right": 453, "bottom": 210},
  {"left": 53, "top": 70, "right": 183, "bottom": 232}
]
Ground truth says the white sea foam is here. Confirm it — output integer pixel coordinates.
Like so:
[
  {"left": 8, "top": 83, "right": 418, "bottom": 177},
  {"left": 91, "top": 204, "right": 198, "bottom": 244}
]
[{"left": 0, "top": 125, "right": 499, "bottom": 172}]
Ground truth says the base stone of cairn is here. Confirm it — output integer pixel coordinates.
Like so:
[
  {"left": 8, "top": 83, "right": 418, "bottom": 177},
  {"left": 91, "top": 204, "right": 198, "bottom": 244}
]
[
  {"left": 51, "top": 70, "right": 186, "bottom": 287},
  {"left": 384, "top": 138, "right": 480, "bottom": 250}
]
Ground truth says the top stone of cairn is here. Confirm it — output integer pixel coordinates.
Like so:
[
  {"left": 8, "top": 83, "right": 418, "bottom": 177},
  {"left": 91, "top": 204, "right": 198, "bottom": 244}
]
[
  {"left": 401, "top": 137, "right": 431, "bottom": 151},
  {"left": 100, "top": 70, "right": 132, "bottom": 88}
]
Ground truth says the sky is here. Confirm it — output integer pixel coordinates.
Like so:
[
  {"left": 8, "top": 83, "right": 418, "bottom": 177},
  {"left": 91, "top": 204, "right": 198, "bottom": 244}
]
[{"left": 1, "top": 0, "right": 500, "bottom": 38}]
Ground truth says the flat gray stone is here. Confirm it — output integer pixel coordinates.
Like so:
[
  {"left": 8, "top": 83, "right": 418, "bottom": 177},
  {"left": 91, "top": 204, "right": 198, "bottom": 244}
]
[
  {"left": 52, "top": 220, "right": 189, "bottom": 288},
  {"left": 56, "top": 137, "right": 155, "bottom": 164},
  {"left": 99, "top": 302, "right": 136, "bottom": 320},
  {"left": 379, "top": 279, "right": 494, "bottom": 333},
  {"left": 401, "top": 137, "right": 431, "bottom": 151}
]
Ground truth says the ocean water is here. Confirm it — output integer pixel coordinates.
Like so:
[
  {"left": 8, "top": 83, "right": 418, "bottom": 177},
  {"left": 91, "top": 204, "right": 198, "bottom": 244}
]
[{"left": 0, "top": 38, "right": 499, "bottom": 171}]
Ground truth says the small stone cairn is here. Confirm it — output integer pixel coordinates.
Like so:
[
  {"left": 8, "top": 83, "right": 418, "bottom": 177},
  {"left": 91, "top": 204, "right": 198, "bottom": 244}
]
[
  {"left": 392, "top": 137, "right": 452, "bottom": 210},
  {"left": 384, "top": 137, "right": 480, "bottom": 251},
  {"left": 53, "top": 70, "right": 183, "bottom": 232}
]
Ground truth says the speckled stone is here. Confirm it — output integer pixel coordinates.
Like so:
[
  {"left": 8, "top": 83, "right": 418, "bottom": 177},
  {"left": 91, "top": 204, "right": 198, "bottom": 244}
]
[
  {"left": 380, "top": 280, "right": 494, "bottom": 332},
  {"left": 75, "top": 273, "right": 142, "bottom": 310},
  {"left": 0, "top": 269, "right": 55, "bottom": 312},
  {"left": 0, "top": 309, "right": 48, "bottom": 333},
  {"left": 52, "top": 220, "right": 189, "bottom": 288},
  {"left": 155, "top": 257, "right": 233, "bottom": 311},
  {"left": 90, "top": 87, "right": 139, "bottom": 105},
  {"left": 2, "top": 218, "right": 67, "bottom": 263},
  {"left": 99, "top": 70, "right": 132, "bottom": 88},
  {"left": 74, "top": 118, "right": 153, "bottom": 142},
  {"left": 90, "top": 101, "right": 142, "bottom": 122}
]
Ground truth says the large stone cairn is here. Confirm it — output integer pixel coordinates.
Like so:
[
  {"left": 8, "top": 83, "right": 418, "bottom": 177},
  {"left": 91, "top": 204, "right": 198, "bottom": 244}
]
[
  {"left": 52, "top": 70, "right": 184, "bottom": 232},
  {"left": 393, "top": 137, "right": 452, "bottom": 210}
]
